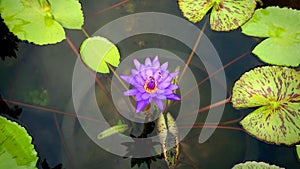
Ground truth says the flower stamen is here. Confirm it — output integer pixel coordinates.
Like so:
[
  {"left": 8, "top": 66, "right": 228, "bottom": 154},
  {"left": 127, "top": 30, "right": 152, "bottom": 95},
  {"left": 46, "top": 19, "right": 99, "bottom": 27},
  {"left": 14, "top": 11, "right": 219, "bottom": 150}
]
[{"left": 144, "top": 76, "right": 157, "bottom": 93}]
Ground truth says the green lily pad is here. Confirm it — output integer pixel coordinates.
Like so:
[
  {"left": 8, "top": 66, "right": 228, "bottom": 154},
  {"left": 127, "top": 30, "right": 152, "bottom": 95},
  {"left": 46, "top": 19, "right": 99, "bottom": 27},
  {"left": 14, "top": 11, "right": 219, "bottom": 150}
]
[
  {"left": 231, "top": 66, "right": 300, "bottom": 145},
  {"left": 80, "top": 36, "right": 120, "bottom": 73},
  {"left": 157, "top": 112, "right": 179, "bottom": 168},
  {"left": 232, "top": 161, "right": 284, "bottom": 169},
  {"left": 97, "top": 124, "right": 128, "bottom": 140},
  {"left": 178, "top": 0, "right": 256, "bottom": 31},
  {"left": 242, "top": 7, "right": 300, "bottom": 67},
  {"left": 0, "top": 116, "right": 38, "bottom": 169},
  {"left": 0, "top": 0, "right": 83, "bottom": 45}
]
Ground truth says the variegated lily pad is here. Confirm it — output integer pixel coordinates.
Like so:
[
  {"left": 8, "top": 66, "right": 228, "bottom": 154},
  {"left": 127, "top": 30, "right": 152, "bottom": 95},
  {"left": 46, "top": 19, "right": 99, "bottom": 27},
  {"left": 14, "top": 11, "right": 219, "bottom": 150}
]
[
  {"left": 232, "top": 161, "right": 284, "bottom": 169},
  {"left": 157, "top": 112, "right": 179, "bottom": 168},
  {"left": 231, "top": 66, "right": 300, "bottom": 145},
  {"left": 242, "top": 7, "right": 300, "bottom": 67},
  {"left": 178, "top": 0, "right": 256, "bottom": 31}
]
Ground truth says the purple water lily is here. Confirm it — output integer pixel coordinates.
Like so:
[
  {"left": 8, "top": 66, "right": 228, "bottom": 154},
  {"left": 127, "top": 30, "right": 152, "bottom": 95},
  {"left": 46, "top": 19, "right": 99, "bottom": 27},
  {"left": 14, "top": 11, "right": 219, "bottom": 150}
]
[{"left": 120, "top": 56, "right": 180, "bottom": 113}]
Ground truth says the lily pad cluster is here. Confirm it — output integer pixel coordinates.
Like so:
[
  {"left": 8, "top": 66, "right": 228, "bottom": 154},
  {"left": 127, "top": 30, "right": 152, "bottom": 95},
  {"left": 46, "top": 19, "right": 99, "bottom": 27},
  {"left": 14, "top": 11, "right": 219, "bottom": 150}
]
[
  {"left": 178, "top": 0, "right": 257, "bottom": 31},
  {"left": 242, "top": 7, "right": 300, "bottom": 67},
  {"left": 0, "top": 0, "right": 84, "bottom": 45},
  {"left": 0, "top": 116, "right": 38, "bottom": 169},
  {"left": 232, "top": 66, "right": 300, "bottom": 145}
]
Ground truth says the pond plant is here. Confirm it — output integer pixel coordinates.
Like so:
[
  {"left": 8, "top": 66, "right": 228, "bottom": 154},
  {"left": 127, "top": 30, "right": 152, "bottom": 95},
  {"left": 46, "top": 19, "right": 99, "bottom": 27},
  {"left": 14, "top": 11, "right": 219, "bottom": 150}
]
[{"left": 0, "top": 0, "right": 300, "bottom": 169}]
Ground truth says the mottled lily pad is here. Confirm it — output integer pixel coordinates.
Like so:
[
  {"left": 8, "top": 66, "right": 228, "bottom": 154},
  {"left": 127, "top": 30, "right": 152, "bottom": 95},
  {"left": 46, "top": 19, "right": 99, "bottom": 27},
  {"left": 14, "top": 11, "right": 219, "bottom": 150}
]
[
  {"left": 231, "top": 66, "right": 300, "bottom": 145},
  {"left": 157, "top": 112, "right": 179, "bottom": 168},
  {"left": 0, "top": 0, "right": 83, "bottom": 45},
  {"left": 178, "top": 0, "right": 256, "bottom": 31},
  {"left": 0, "top": 116, "right": 38, "bottom": 169},
  {"left": 80, "top": 36, "right": 120, "bottom": 73},
  {"left": 232, "top": 161, "right": 284, "bottom": 169},
  {"left": 242, "top": 7, "right": 300, "bottom": 67}
]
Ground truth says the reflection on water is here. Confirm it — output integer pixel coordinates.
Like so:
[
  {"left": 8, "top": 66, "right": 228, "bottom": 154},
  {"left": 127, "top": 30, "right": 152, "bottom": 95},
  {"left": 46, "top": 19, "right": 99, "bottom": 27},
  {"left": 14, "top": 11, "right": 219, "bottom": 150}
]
[{"left": 0, "top": 0, "right": 299, "bottom": 169}]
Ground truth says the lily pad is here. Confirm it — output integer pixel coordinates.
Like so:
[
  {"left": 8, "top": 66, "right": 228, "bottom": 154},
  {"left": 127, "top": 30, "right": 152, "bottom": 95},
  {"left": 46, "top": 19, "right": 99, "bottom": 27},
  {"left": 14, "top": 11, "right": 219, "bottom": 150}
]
[
  {"left": 178, "top": 0, "right": 256, "bottom": 31},
  {"left": 97, "top": 124, "right": 128, "bottom": 140},
  {"left": 157, "top": 112, "right": 179, "bottom": 168},
  {"left": 0, "top": 0, "right": 83, "bottom": 45},
  {"left": 242, "top": 7, "right": 300, "bottom": 67},
  {"left": 80, "top": 36, "right": 120, "bottom": 73},
  {"left": 0, "top": 116, "right": 38, "bottom": 169},
  {"left": 232, "top": 161, "right": 284, "bottom": 169},
  {"left": 231, "top": 66, "right": 300, "bottom": 145}
]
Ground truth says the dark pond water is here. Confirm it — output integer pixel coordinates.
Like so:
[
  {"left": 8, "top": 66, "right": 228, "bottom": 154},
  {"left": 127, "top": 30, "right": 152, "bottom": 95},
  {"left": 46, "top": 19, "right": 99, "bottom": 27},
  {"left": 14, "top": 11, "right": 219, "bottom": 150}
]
[{"left": 0, "top": 0, "right": 299, "bottom": 169}]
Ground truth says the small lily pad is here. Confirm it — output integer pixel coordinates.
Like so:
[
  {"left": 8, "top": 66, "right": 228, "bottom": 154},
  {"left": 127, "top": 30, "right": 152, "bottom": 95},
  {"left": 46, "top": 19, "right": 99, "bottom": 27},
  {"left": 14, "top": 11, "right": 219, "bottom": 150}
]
[
  {"left": 231, "top": 66, "right": 300, "bottom": 145},
  {"left": 97, "top": 124, "right": 128, "bottom": 140},
  {"left": 178, "top": 0, "right": 256, "bottom": 31},
  {"left": 232, "top": 161, "right": 284, "bottom": 169},
  {"left": 0, "top": 116, "right": 38, "bottom": 169},
  {"left": 242, "top": 7, "right": 300, "bottom": 67},
  {"left": 0, "top": 0, "right": 83, "bottom": 45},
  {"left": 80, "top": 36, "right": 120, "bottom": 73}
]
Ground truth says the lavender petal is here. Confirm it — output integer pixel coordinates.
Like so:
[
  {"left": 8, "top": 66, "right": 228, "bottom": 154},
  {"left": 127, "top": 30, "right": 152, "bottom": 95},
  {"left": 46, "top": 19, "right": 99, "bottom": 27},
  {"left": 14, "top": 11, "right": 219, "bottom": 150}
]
[{"left": 136, "top": 100, "right": 149, "bottom": 113}]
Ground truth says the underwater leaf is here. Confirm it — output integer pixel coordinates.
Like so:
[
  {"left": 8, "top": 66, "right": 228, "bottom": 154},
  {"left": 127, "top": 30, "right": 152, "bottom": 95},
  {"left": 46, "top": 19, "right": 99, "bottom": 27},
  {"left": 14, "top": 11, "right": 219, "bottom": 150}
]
[
  {"left": 178, "top": 0, "right": 214, "bottom": 23},
  {"left": 178, "top": 0, "right": 256, "bottom": 31},
  {"left": 242, "top": 7, "right": 300, "bottom": 66},
  {"left": 97, "top": 124, "right": 128, "bottom": 139},
  {"left": 296, "top": 144, "right": 300, "bottom": 160},
  {"left": 232, "top": 161, "right": 284, "bottom": 169},
  {"left": 210, "top": 0, "right": 256, "bottom": 31},
  {"left": 80, "top": 36, "right": 120, "bottom": 73},
  {"left": 0, "top": 116, "right": 38, "bottom": 169},
  {"left": 0, "top": 0, "right": 83, "bottom": 45},
  {"left": 157, "top": 112, "right": 179, "bottom": 168},
  {"left": 232, "top": 66, "right": 300, "bottom": 145}
]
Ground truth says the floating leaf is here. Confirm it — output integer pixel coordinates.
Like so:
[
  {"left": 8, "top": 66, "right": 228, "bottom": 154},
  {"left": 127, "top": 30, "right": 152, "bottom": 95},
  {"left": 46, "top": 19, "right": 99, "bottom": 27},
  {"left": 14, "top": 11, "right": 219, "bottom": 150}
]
[
  {"left": 242, "top": 7, "right": 300, "bottom": 67},
  {"left": 296, "top": 145, "right": 300, "bottom": 160},
  {"left": 97, "top": 124, "right": 128, "bottom": 140},
  {"left": 157, "top": 112, "right": 179, "bottom": 169},
  {"left": 232, "top": 161, "right": 284, "bottom": 169},
  {"left": 0, "top": 0, "right": 83, "bottom": 45},
  {"left": 80, "top": 36, "right": 120, "bottom": 73},
  {"left": 0, "top": 116, "right": 38, "bottom": 169},
  {"left": 178, "top": 0, "right": 256, "bottom": 31},
  {"left": 232, "top": 66, "right": 300, "bottom": 145}
]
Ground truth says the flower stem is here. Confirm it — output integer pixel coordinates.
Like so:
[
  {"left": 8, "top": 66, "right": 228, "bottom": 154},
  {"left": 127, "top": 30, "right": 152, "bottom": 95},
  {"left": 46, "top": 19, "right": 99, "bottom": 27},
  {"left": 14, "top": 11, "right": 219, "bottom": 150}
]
[{"left": 92, "top": 0, "right": 130, "bottom": 16}]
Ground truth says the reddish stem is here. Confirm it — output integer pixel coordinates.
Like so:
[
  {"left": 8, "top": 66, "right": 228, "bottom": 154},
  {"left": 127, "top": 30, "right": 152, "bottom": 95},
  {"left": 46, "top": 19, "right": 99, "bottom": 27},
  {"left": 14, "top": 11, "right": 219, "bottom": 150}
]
[
  {"left": 2, "top": 98, "right": 104, "bottom": 124},
  {"left": 180, "top": 125, "right": 243, "bottom": 131},
  {"left": 93, "top": 0, "right": 129, "bottom": 15}
]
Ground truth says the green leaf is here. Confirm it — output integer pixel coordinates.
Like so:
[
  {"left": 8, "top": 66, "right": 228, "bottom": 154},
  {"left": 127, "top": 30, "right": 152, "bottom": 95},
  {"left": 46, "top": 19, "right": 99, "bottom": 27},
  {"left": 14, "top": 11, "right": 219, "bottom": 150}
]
[
  {"left": 242, "top": 7, "right": 300, "bottom": 67},
  {"left": 232, "top": 161, "right": 284, "bottom": 169},
  {"left": 296, "top": 145, "right": 300, "bottom": 160},
  {"left": 178, "top": 0, "right": 214, "bottom": 23},
  {"left": 157, "top": 112, "right": 179, "bottom": 168},
  {"left": 231, "top": 66, "right": 300, "bottom": 145},
  {"left": 210, "top": 0, "right": 256, "bottom": 31},
  {"left": 97, "top": 124, "right": 128, "bottom": 140},
  {"left": 80, "top": 36, "right": 120, "bottom": 73},
  {"left": 178, "top": 0, "right": 256, "bottom": 31},
  {"left": 0, "top": 0, "right": 83, "bottom": 45},
  {"left": 0, "top": 116, "right": 38, "bottom": 169}
]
